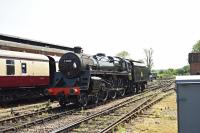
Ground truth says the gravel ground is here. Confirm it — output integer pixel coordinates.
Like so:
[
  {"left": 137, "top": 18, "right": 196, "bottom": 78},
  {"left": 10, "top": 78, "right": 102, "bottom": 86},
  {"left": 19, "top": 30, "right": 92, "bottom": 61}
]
[
  {"left": 0, "top": 101, "right": 59, "bottom": 119},
  {"left": 19, "top": 94, "right": 139, "bottom": 133},
  {"left": 119, "top": 91, "right": 177, "bottom": 133}
]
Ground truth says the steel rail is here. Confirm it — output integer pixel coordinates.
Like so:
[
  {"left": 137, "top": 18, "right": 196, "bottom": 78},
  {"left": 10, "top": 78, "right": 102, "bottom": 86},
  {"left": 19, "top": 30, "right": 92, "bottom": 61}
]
[
  {"left": 0, "top": 80, "right": 173, "bottom": 132},
  {"left": 99, "top": 90, "right": 174, "bottom": 133},
  {"left": 50, "top": 81, "right": 174, "bottom": 133},
  {"left": 50, "top": 90, "right": 163, "bottom": 133},
  {"left": 0, "top": 107, "right": 78, "bottom": 132}
]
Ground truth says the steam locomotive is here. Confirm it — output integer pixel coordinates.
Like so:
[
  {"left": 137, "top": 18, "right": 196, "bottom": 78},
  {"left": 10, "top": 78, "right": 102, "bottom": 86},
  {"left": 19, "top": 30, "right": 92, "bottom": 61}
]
[{"left": 48, "top": 47, "right": 149, "bottom": 106}]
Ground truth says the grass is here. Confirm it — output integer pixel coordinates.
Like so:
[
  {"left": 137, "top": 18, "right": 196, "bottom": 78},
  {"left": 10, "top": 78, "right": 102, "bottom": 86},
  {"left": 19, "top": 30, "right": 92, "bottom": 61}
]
[
  {"left": 116, "top": 124, "right": 126, "bottom": 133},
  {"left": 116, "top": 93, "right": 177, "bottom": 133}
]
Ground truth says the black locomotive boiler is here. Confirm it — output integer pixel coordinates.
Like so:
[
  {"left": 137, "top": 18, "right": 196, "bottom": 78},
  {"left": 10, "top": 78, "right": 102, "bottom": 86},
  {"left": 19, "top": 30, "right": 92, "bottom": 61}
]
[{"left": 48, "top": 47, "right": 149, "bottom": 106}]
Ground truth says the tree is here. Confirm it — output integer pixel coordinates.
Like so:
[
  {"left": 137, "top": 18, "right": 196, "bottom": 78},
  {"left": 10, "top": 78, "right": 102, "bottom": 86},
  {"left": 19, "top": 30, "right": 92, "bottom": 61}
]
[
  {"left": 167, "top": 68, "right": 177, "bottom": 75},
  {"left": 192, "top": 40, "right": 200, "bottom": 52},
  {"left": 176, "top": 68, "right": 185, "bottom": 75},
  {"left": 176, "top": 66, "right": 189, "bottom": 75},
  {"left": 159, "top": 70, "right": 164, "bottom": 74},
  {"left": 144, "top": 48, "right": 153, "bottom": 71},
  {"left": 157, "top": 65, "right": 189, "bottom": 78},
  {"left": 116, "top": 51, "right": 130, "bottom": 59},
  {"left": 182, "top": 65, "right": 190, "bottom": 74}
]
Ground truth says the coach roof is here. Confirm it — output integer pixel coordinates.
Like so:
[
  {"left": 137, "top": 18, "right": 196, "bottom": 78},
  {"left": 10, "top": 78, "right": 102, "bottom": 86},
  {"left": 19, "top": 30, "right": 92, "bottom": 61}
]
[
  {"left": 0, "top": 50, "right": 49, "bottom": 61},
  {"left": 0, "top": 34, "right": 73, "bottom": 51}
]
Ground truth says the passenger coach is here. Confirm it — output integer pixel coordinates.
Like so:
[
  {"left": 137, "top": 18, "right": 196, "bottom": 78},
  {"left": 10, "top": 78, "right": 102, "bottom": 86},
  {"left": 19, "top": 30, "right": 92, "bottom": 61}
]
[{"left": 0, "top": 50, "right": 59, "bottom": 102}]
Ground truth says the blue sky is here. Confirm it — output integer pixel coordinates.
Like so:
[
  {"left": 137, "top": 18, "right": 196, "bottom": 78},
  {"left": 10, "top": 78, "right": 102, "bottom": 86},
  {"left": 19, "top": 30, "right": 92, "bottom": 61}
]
[{"left": 0, "top": 0, "right": 199, "bottom": 69}]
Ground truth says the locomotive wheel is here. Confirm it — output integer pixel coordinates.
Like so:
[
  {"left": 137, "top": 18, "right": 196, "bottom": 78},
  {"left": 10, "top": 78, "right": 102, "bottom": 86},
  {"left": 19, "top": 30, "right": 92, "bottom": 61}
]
[
  {"left": 141, "top": 84, "right": 146, "bottom": 92},
  {"left": 93, "top": 94, "right": 99, "bottom": 105},
  {"left": 98, "top": 90, "right": 108, "bottom": 102},
  {"left": 130, "top": 87, "right": 135, "bottom": 94},
  {"left": 78, "top": 94, "right": 89, "bottom": 107},
  {"left": 109, "top": 90, "right": 117, "bottom": 99},
  {"left": 134, "top": 87, "right": 137, "bottom": 94},
  {"left": 118, "top": 88, "right": 126, "bottom": 97},
  {"left": 59, "top": 100, "right": 67, "bottom": 107},
  {"left": 136, "top": 85, "right": 140, "bottom": 93}
]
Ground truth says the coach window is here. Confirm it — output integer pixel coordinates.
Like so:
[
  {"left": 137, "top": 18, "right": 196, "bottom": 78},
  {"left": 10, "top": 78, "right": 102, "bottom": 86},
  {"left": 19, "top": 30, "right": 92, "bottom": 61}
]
[
  {"left": 6, "top": 60, "right": 15, "bottom": 75},
  {"left": 21, "top": 63, "right": 27, "bottom": 74}
]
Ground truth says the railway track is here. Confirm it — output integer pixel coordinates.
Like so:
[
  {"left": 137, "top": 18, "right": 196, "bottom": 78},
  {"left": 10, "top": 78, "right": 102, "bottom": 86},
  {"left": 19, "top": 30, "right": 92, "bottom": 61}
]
[
  {"left": 50, "top": 85, "right": 174, "bottom": 133},
  {"left": 99, "top": 90, "right": 174, "bottom": 133},
  {"left": 0, "top": 91, "right": 153, "bottom": 133},
  {"left": 0, "top": 100, "right": 59, "bottom": 119},
  {"left": 0, "top": 78, "right": 164, "bottom": 116},
  {"left": 0, "top": 82, "right": 150, "bottom": 116},
  {"left": 0, "top": 105, "right": 75, "bottom": 132},
  {"left": 0, "top": 80, "right": 174, "bottom": 132}
]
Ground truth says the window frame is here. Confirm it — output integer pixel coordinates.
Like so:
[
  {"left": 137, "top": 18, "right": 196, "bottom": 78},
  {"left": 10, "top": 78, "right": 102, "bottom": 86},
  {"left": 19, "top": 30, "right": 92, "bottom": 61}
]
[
  {"left": 6, "top": 59, "right": 15, "bottom": 75},
  {"left": 21, "top": 63, "right": 27, "bottom": 74}
]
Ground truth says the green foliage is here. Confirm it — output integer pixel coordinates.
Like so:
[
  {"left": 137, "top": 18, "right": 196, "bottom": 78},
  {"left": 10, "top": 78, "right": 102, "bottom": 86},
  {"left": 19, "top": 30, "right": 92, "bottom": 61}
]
[
  {"left": 159, "top": 70, "right": 164, "bottom": 74},
  {"left": 182, "top": 65, "right": 189, "bottom": 73},
  {"left": 192, "top": 40, "right": 200, "bottom": 52},
  {"left": 176, "top": 68, "right": 185, "bottom": 75},
  {"left": 116, "top": 125, "right": 126, "bottom": 133},
  {"left": 158, "top": 65, "right": 190, "bottom": 79},
  {"left": 116, "top": 51, "right": 130, "bottom": 59}
]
